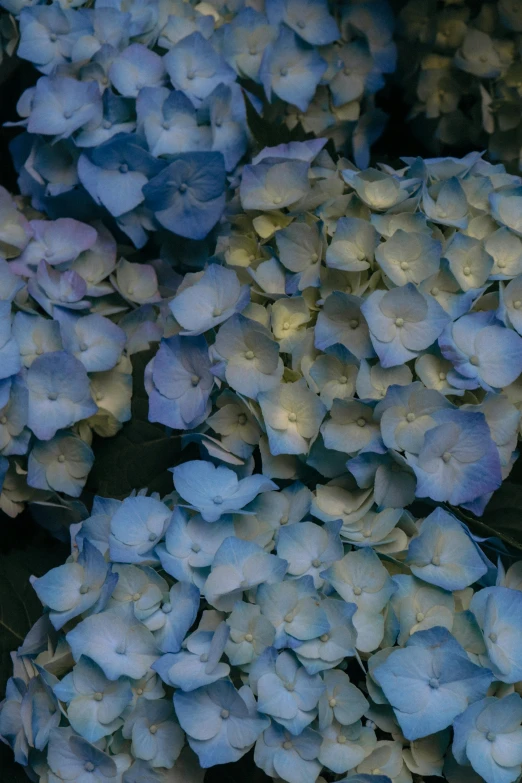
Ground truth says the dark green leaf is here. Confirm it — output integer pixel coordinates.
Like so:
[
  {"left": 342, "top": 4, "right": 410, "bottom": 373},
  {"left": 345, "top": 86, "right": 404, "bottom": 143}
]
[
  {"left": 478, "top": 482, "right": 522, "bottom": 552},
  {"left": 242, "top": 90, "right": 314, "bottom": 149},
  {"left": 0, "top": 543, "right": 67, "bottom": 696},
  {"left": 450, "top": 482, "right": 522, "bottom": 555},
  {"left": 85, "top": 349, "right": 182, "bottom": 499}
]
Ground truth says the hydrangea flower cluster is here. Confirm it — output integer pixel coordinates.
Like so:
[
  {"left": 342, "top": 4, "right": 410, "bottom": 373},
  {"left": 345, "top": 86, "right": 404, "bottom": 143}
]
[
  {"left": 1, "top": 478, "right": 522, "bottom": 783},
  {"left": 143, "top": 141, "right": 522, "bottom": 517},
  {"left": 397, "top": 0, "right": 522, "bottom": 168},
  {"left": 3, "top": 0, "right": 396, "bottom": 246},
  {"left": 0, "top": 185, "right": 170, "bottom": 517}
]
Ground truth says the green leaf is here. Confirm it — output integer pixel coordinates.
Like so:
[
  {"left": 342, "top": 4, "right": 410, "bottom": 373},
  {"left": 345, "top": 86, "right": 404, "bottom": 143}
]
[
  {"left": 451, "top": 482, "right": 522, "bottom": 555},
  {"left": 85, "top": 349, "right": 183, "bottom": 499},
  {"left": 243, "top": 90, "right": 315, "bottom": 149},
  {"left": 0, "top": 542, "right": 68, "bottom": 696}
]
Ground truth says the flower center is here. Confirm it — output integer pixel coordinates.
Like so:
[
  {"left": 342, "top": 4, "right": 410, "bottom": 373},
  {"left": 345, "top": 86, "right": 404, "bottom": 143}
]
[
  {"left": 349, "top": 319, "right": 359, "bottom": 329},
  {"left": 245, "top": 633, "right": 253, "bottom": 642},
  {"left": 353, "top": 586, "right": 362, "bottom": 595},
  {"left": 149, "top": 724, "right": 158, "bottom": 734},
  {"left": 428, "top": 678, "right": 439, "bottom": 689},
  {"left": 487, "top": 732, "right": 496, "bottom": 742},
  {"left": 245, "top": 350, "right": 255, "bottom": 360},
  {"left": 58, "top": 454, "right": 66, "bottom": 463},
  {"left": 84, "top": 762, "right": 95, "bottom": 772},
  {"left": 406, "top": 412, "right": 416, "bottom": 422},
  {"left": 395, "top": 317, "right": 404, "bottom": 327},
  {"left": 283, "top": 740, "right": 293, "bottom": 750},
  {"left": 213, "top": 495, "right": 223, "bottom": 505},
  {"left": 220, "top": 709, "right": 230, "bottom": 719},
  {"left": 93, "top": 692, "right": 103, "bottom": 701},
  {"left": 191, "top": 375, "right": 199, "bottom": 386},
  {"left": 469, "top": 355, "right": 479, "bottom": 366},
  {"left": 356, "top": 417, "right": 366, "bottom": 427},
  {"left": 288, "top": 412, "right": 297, "bottom": 422},
  {"left": 442, "top": 452, "right": 452, "bottom": 463},
  {"left": 416, "top": 612, "right": 425, "bottom": 622},
  {"left": 329, "top": 697, "right": 337, "bottom": 707}
]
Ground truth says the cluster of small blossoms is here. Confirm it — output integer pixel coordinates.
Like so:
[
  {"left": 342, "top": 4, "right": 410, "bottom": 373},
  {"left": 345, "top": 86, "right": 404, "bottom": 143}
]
[
  {"left": 145, "top": 141, "right": 522, "bottom": 516},
  {"left": 397, "top": 0, "right": 522, "bottom": 168},
  {"left": 0, "top": 185, "right": 175, "bottom": 517},
  {"left": 2, "top": 0, "right": 396, "bottom": 247},
  {"left": 1, "top": 474, "right": 521, "bottom": 783}
]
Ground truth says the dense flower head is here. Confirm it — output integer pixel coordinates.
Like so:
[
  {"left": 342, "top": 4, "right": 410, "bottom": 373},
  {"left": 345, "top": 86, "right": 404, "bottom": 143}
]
[
  {"left": 0, "top": 188, "right": 159, "bottom": 517},
  {"left": 3, "top": 3, "right": 522, "bottom": 772},
  {"left": 137, "top": 145, "right": 522, "bottom": 518},
  {"left": 2, "top": 470, "right": 522, "bottom": 783},
  {"left": 4, "top": 0, "right": 397, "bottom": 246},
  {"left": 396, "top": 0, "right": 522, "bottom": 172}
]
